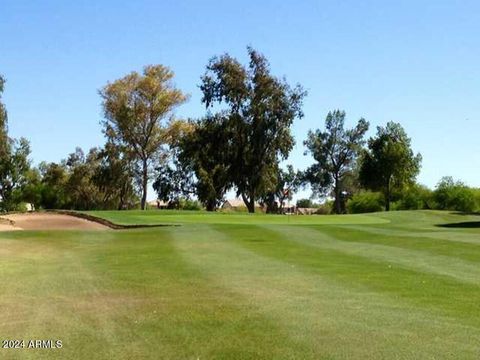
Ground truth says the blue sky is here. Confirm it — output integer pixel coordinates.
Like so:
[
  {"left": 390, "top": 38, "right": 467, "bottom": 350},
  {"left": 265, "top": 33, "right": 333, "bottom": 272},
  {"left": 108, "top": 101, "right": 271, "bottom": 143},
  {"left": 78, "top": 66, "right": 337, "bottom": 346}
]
[{"left": 1, "top": 0, "right": 479, "bottom": 200}]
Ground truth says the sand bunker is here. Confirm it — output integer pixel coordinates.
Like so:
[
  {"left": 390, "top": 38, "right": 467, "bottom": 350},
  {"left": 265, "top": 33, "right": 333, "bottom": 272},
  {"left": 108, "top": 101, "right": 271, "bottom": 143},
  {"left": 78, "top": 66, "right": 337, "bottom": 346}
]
[{"left": 0, "top": 213, "right": 108, "bottom": 231}]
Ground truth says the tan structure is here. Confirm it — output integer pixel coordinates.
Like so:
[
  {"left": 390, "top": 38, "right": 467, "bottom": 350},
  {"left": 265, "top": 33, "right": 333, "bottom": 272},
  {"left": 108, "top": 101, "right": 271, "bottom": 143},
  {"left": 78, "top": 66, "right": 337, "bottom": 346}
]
[
  {"left": 222, "top": 198, "right": 263, "bottom": 211},
  {"left": 147, "top": 200, "right": 169, "bottom": 209}
]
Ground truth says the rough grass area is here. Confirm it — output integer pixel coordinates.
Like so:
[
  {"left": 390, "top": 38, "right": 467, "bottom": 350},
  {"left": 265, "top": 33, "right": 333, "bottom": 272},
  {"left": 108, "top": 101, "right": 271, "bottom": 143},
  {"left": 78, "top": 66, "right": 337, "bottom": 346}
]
[{"left": 0, "top": 210, "right": 479, "bottom": 359}]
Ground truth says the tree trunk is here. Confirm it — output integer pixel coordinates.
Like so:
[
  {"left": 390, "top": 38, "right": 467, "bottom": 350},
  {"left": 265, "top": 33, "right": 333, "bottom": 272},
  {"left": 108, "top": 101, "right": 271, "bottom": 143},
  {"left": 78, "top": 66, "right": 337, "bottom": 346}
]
[
  {"left": 385, "top": 179, "right": 391, "bottom": 212},
  {"left": 279, "top": 196, "right": 285, "bottom": 213},
  {"left": 206, "top": 200, "right": 216, "bottom": 212},
  {"left": 334, "top": 177, "right": 342, "bottom": 214},
  {"left": 242, "top": 192, "right": 255, "bottom": 213},
  {"left": 140, "top": 158, "right": 148, "bottom": 210}
]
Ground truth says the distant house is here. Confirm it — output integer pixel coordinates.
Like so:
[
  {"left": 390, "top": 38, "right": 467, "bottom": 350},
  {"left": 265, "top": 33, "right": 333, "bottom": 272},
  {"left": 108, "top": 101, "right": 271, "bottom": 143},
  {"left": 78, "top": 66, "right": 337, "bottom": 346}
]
[
  {"left": 147, "top": 200, "right": 169, "bottom": 209},
  {"left": 296, "top": 207, "right": 318, "bottom": 215},
  {"left": 222, "top": 198, "right": 263, "bottom": 211}
]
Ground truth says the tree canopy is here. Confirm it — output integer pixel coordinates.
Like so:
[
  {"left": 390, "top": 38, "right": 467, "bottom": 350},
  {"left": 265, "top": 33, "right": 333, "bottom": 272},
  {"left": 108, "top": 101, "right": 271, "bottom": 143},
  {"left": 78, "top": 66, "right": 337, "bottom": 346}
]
[
  {"left": 100, "top": 65, "right": 188, "bottom": 209},
  {"left": 304, "top": 110, "right": 369, "bottom": 213},
  {"left": 176, "top": 114, "right": 233, "bottom": 211},
  {"left": 0, "top": 75, "right": 8, "bottom": 161},
  {"left": 200, "top": 47, "right": 306, "bottom": 212},
  {"left": 359, "top": 122, "right": 422, "bottom": 211},
  {"left": 0, "top": 76, "right": 33, "bottom": 212}
]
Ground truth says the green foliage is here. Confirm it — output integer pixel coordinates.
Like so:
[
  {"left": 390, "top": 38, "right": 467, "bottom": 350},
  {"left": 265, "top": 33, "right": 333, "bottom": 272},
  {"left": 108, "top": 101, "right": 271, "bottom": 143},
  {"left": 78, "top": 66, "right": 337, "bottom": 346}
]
[
  {"left": 359, "top": 122, "right": 422, "bottom": 211},
  {"left": 200, "top": 47, "right": 306, "bottom": 212},
  {"left": 0, "top": 75, "right": 8, "bottom": 160},
  {"left": 433, "top": 177, "right": 478, "bottom": 213},
  {"left": 474, "top": 189, "right": 480, "bottom": 211},
  {"left": 396, "top": 184, "right": 434, "bottom": 210},
  {"left": 38, "top": 161, "right": 70, "bottom": 209},
  {"left": 93, "top": 141, "right": 137, "bottom": 210},
  {"left": 314, "top": 202, "right": 332, "bottom": 215},
  {"left": 0, "top": 77, "right": 33, "bottom": 211},
  {"left": 170, "top": 115, "right": 232, "bottom": 211},
  {"left": 347, "top": 191, "right": 384, "bottom": 214},
  {"left": 153, "top": 161, "right": 194, "bottom": 206},
  {"left": 0, "top": 137, "right": 32, "bottom": 212},
  {"left": 304, "top": 110, "right": 369, "bottom": 214},
  {"left": 100, "top": 65, "right": 188, "bottom": 209},
  {"left": 36, "top": 146, "right": 138, "bottom": 210},
  {"left": 262, "top": 165, "right": 302, "bottom": 213},
  {"left": 177, "top": 198, "right": 202, "bottom": 211},
  {"left": 20, "top": 168, "right": 42, "bottom": 209},
  {"left": 296, "top": 198, "right": 314, "bottom": 208}
]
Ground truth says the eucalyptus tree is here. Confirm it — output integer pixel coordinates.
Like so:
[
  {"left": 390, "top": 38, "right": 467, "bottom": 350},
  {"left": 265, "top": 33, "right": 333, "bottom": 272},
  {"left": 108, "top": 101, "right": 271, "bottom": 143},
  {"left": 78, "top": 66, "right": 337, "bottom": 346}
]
[
  {"left": 0, "top": 76, "right": 7, "bottom": 158},
  {"left": 100, "top": 65, "right": 188, "bottom": 209},
  {"left": 94, "top": 140, "right": 137, "bottom": 210},
  {"left": 177, "top": 114, "right": 233, "bottom": 211},
  {"left": 200, "top": 47, "right": 306, "bottom": 212},
  {"left": 0, "top": 76, "right": 32, "bottom": 211}
]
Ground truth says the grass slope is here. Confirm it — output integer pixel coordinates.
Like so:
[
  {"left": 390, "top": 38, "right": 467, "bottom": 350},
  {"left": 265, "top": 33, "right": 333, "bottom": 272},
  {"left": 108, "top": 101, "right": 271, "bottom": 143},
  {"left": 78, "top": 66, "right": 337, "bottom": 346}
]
[{"left": 0, "top": 210, "right": 479, "bottom": 359}]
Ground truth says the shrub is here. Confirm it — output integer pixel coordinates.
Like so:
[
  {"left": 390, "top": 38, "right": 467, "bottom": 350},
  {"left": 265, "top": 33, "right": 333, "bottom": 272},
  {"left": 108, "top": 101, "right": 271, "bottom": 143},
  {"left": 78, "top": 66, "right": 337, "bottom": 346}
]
[
  {"left": 433, "top": 177, "right": 477, "bottom": 213},
  {"left": 473, "top": 188, "right": 480, "bottom": 213},
  {"left": 167, "top": 198, "right": 202, "bottom": 210},
  {"left": 315, "top": 202, "right": 332, "bottom": 215},
  {"left": 179, "top": 199, "right": 202, "bottom": 211},
  {"left": 397, "top": 184, "right": 434, "bottom": 210},
  {"left": 296, "top": 198, "right": 313, "bottom": 208},
  {"left": 347, "top": 191, "right": 384, "bottom": 214}
]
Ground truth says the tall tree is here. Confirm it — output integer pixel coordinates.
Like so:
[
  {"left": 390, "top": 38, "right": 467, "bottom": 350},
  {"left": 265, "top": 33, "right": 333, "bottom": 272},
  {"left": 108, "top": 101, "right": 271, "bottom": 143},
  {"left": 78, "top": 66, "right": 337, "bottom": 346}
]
[
  {"left": 304, "top": 110, "right": 369, "bottom": 214},
  {"left": 152, "top": 119, "right": 197, "bottom": 207},
  {"left": 93, "top": 141, "right": 138, "bottom": 210},
  {"left": 64, "top": 147, "right": 104, "bottom": 210},
  {"left": 0, "top": 138, "right": 32, "bottom": 211},
  {"left": 38, "top": 161, "right": 70, "bottom": 209},
  {"left": 262, "top": 165, "right": 302, "bottom": 213},
  {"left": 200, "top": 47, "right": 306, "bottom": 212},
  {"left": 0, "top": 75, "right": 8, "bottom": 159},
  {"left": 100, "top": 65, "right": 188, "bottom": 209},
  {"left": 175, "top": 114, "right": 233, "bottom": 211},
  {"left": 359, "top": 122, "right": 422, "bottom": 211},
  {"left": 0, "top": 76, "right": 33, "bottom": 211}
]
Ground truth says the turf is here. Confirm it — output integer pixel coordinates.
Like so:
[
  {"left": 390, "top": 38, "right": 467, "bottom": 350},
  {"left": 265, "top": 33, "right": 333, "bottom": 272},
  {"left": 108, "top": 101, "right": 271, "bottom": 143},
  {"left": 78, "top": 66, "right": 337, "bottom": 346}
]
[
  {"left": 82, "top": 209, "right": 390, "bottom": 225},
  {"left": 0, "top": 210, "right": 479, "bottom": 359}
]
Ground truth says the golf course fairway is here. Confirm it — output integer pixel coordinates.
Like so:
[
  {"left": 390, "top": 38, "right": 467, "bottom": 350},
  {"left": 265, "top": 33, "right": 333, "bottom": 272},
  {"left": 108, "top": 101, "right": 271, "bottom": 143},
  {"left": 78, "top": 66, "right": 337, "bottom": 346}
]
[{"left": 0, "top": 210, "right": 479, "bottom": 359}]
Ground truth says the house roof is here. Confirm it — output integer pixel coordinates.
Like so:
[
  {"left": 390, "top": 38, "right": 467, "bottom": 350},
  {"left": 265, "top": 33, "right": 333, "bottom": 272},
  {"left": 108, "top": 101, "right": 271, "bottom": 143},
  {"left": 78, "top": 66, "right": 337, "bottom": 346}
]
[
  {"left": 148, "top": 200, "right": 169, "bottom": 207},
  {"left": 222, "top": 198, "right": 262, "bottom": 208}
]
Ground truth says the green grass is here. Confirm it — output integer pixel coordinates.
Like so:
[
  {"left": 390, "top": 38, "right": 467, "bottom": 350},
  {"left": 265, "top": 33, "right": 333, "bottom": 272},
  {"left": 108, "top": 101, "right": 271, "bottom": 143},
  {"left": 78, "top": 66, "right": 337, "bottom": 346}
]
[
  {"left": 82, "top": 209, "right": 390, "bottom": 225},
  {"left": 1, "top": 210, "right": 480, "bottom": 359}
]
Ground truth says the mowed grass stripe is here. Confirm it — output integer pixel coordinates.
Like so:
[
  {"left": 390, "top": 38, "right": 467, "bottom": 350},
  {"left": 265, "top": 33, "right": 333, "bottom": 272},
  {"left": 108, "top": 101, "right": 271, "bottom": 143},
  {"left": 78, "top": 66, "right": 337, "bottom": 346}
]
[
  {"left": 69, "top": 228, "right": 307, "bottom": 359},
  {"left": 0, "top": 230, "right": 126, "bottom": 359},
  {"left": 0, "top": 229, "right": 302, "bottom": 359},
  {"left": 213, "top": 224, "right": 480, "bottom": 328},
  {"left": 2, "top": 211, "right": 480, "bottom": 359},
  {"left": 337, "top": 224, "right": 480, "bottom": 269},
  {"left": 340, "top": 224, "right": 480, "bottom": 249},
  {"left": 286, "top": 225, "right": 480, "bottom": 285},
  {"left": 170, "top": 224, "right": 480, "bottom": 359}
]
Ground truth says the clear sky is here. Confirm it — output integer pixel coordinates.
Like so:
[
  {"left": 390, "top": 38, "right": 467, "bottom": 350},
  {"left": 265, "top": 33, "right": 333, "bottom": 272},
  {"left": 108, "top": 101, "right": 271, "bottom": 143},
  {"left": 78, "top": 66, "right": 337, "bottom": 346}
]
[{"left": 1, "top": 0, "right": 479, "bottom": 201}]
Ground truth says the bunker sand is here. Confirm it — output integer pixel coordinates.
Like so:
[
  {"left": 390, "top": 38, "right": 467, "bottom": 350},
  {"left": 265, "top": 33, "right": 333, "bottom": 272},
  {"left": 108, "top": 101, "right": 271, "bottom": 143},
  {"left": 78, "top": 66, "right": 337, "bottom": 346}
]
[{"left": 0, "top": 213, "right": 108, "bottom": 231}]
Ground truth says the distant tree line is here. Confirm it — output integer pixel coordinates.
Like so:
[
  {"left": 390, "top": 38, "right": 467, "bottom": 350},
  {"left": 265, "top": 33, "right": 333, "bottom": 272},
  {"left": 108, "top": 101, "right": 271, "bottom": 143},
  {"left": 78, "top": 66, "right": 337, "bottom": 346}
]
[{"left": 1, "top": 48, "right": 479, "bottom": 214}]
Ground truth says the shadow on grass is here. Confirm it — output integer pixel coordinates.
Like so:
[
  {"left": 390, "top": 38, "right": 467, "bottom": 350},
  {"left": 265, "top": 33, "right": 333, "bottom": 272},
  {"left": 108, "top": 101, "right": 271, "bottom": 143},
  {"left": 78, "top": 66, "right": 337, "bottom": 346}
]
[
  {"left": 437, "top": 222, "right": 480, "bottom": 229},
  {"left": 449, "top": 211, "right": 480, "bottom": 216}
]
